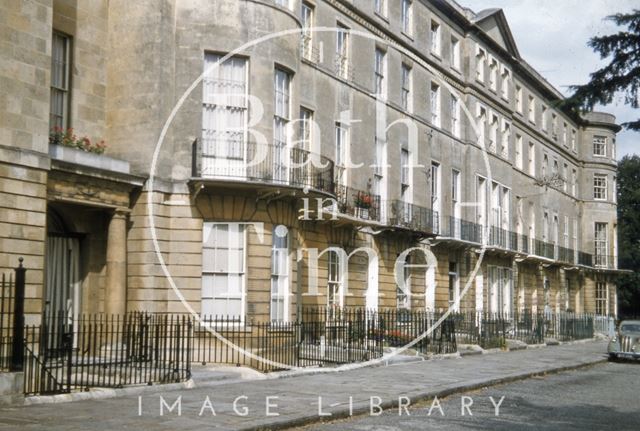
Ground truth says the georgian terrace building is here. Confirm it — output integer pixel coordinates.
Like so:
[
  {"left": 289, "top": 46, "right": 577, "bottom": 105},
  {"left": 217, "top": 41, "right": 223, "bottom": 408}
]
[{"left": 0, "top": 0, "right": 621, "bottom": 325}]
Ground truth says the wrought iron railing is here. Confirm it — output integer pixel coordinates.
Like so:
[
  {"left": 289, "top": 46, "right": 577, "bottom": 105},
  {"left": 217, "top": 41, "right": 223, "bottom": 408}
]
[
  {"left": 578, "top": 251, "right": 593, "bottom": 267},
  {"left": 452, "top": 310, "right": 594, "bottom": 348},
  {"left": 532, "top": 238, "right": 555, "bottom": 259},
  {"left": 0, "top": 271, "right": 15, "bottom": 371},
  {"left": 594, "top": 253, "right": 617, "bottom": 269},
  {"left": 11, "top": 306, "right": 600, "bottom": 396},
  {"left": 192, "top": 138, "right": 335, "bottom": 195},
  {"left": 557, "top": 245, "right": 575, "bottom": 264},
  {"left": 1, "top": 259, "right": 24, "bottom": 373},
  {"left": 334, "top": 184, "right": 381, "bottom": 222},
  {"left": 488, "top": 226, "right": 519, "bottom": 251},
  {"left": 518, "top": 233, "right": 530, "bottom": 254},
  {"left": 439, "top": 216, "right": 483, "bottom": 243},
  {"left": 386, "top": 200, "right": 439, "bottom": 235},
  {"left": 23, "top": 312, "right": 192, "bottom": 396}
]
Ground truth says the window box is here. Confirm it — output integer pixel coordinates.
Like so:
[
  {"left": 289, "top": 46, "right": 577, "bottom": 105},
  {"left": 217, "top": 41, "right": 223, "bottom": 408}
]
[{"left": 49, "top": 143, "right": 130, "bottom": 174}]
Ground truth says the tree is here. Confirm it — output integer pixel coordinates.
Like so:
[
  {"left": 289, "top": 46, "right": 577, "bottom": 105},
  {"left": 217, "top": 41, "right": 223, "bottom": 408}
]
[
  {"left": 565, "top": 10, "right": 640, "bottom": 131},
  {"left": 616, "top": 155, "right": 640, "bottom": 316}
]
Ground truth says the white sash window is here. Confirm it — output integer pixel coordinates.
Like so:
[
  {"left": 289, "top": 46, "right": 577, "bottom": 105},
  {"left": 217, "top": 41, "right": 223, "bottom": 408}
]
[
  {"left": 202, "top": 54, "right": 248, "bottom": 178},
  {"left": 202, "top": 223, "right": 246, "bottom": 321}
]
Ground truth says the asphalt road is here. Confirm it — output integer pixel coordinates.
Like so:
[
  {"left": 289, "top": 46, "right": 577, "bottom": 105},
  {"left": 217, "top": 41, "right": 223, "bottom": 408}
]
[{"left": 295, "top": 361, "right": 640, "bottom": 431}]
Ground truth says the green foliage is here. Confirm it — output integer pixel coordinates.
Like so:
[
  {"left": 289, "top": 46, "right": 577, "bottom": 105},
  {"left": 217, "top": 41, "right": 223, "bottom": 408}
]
[
  {"left": 617, "top": 155, "right": 640, "bottom": 316},
  {"left": 565, "top": 10, "right": 640, "bottom": 131}
]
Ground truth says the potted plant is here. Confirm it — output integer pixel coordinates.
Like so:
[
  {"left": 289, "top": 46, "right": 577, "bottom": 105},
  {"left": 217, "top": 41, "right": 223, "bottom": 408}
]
[
  {"left": 49, "top": 127, "right": 107, "bottom": 154},
  {"left": 353, "top": 192, "right": 372, "bottom": 219}
]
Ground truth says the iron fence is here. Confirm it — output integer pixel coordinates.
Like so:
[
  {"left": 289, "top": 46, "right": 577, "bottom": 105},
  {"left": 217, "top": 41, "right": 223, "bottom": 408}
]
[
  {"left": 0, "top": 272, "right": 15, "bottom": 371},
  {"left": 9, "top": 308, "right": 598, "bottom": 396},
  {"left": 191, "top": 315, "right": 300, "bottom": 372},
  {"left": 22, "top": 312, "right": 192, "bottom": 396},
  {"left": 451, "top": 310, "right": 593, "bottom": 349}
]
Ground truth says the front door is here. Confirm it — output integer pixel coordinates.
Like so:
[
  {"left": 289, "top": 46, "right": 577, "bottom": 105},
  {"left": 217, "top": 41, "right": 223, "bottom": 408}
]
[{"left": 45, "top": 236, "right": 80, "bottom": 335}]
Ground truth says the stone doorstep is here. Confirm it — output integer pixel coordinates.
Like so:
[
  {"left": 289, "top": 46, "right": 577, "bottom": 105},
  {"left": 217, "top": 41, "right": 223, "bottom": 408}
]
[
  {"left": 0, "top": 372, "right": 24, "bottom": 406},
  {"left": 15, "top": 338, "right": 603, "bottom": 406}
]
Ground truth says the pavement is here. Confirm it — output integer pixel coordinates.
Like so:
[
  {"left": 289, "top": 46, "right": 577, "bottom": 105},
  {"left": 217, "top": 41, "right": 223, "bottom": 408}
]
[
  {"left": 297, "top": 360, "right": 640, "bottom": 431},
  {"left": 0, "top": 340, "right": 609, "bottom": 431}
]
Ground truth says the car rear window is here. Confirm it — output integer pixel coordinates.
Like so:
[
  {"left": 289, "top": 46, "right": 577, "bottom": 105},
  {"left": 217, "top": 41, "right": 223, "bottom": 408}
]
[{"left": 620, "top": 324, "right": 640, "bottom": 332}]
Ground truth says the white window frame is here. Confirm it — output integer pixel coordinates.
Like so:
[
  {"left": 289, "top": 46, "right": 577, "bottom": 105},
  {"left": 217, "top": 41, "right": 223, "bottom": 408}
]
[
  {"left": 274, "top": 68, "right": 292, "bottom": 183},
  {"left": 451, "top": 36, "right": 460, "bottom": 70},
  {"left": 335, "top": 122, "right": 349, "bottom": 185},
  {"left": 448, "top": 262, "right": 460, "bottom": 311},
  {"left": 528, "top": 141, "right": 536, "bottom": 177},
  {"left": 450, "top": 94, "right": 460, "bottom": 137},
  {"left": 301, "top": 2, "right": 314, "bottom": 61},
  {"left": 593, "top": 174, "right": 607, "bottom": 200},
  {"left": 451, "top": 169, "right": 461, "bottom": 237},
  {"left": 515, "top": 134, "right": 523, "bottom": 170},
  {"left": 476, "top": 175, "right": 487, "bottom": 227},
  {"left": 299, "top": 107, "right": 313, "bottom": 151},
  {"left": 595, "top": 222, "right": 608, "bottom": 268},
  {"left": 401, "top": 0, "right": 413, "bottom": 35},
  {"left": 401, "top": 63, "right": 412, "bottom": 112},
  {"left": 515, "top": 85, "right": 523, "bottom": 113},
  {"left": 430, "top": 82, "right": 440, "bottom": 127},
  {"left": 501, "top": 66, "right": 510, "bottom": 99},
  {"left": 430, "top": 20, "right": 441, "bottom": 55},
  {"left": 201, "top": 223, "right": 247, "bottom": 322},
  {"left": 528, "top": 95, "right": 536, "bottom": 123},
  {"left": 489, "top": 57, "right": 498, "bottom": 91},
  {"left": 397, "top": 255, "right": 412, "bottom": 310},
  {"left": 336, "top": 23, "right": 350, "bottom": 79},
  {"left": 401, "top": 148, "right": 410, "bottom": 187},
  {"left": 501, "top": 120, "right": 510, "bottom": 158},
  {"left": 374, "top": 47, "right": 386, "bottom": 98},
  {"left": 271, "top": 225, "right": 290, "bottom": 321},
  {"left": 50, "top": 31, "right": 71, "bottom": 130},
  {"left": 489, "top": 114, "right": 498, "bottom": 153},
  {"left": 327, "top": 249, "right": 344, "bottom": 309},
  {"left": 431, "top": 161, "right": 441, "bottom": 217},
  {"left": 202, "top": 53, "right": 249, "bottom": 179},
  {"left": 593, "top": 135, "right": 607, "bottom": 157},
  {"left": 476, "top": 45, "right": 486, "bottom": 82},
  {"left": 595, "top": 281, "right": 608, "bottom": 316}
]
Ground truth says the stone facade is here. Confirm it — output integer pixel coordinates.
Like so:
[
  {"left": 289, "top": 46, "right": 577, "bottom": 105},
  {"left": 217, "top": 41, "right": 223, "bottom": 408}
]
[{"left": 0, "top": 0, "right": 622, "bottom": 324}]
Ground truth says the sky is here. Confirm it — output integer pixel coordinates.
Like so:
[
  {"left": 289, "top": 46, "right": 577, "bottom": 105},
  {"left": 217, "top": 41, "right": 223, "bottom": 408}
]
[{"left": 464, "top": 0, "right": 639, "bottom": 159}]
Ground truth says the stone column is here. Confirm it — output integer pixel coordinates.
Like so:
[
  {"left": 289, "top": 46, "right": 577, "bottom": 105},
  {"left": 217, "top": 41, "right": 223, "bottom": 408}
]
[{"left": 105, "top": 209, "right": 128, "bottom": 316}]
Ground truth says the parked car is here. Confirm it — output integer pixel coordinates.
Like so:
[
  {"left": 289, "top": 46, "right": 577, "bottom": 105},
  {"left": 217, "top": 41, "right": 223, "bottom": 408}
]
[{"left": 608, "top": 320, "right": 640, "bottom": 360}]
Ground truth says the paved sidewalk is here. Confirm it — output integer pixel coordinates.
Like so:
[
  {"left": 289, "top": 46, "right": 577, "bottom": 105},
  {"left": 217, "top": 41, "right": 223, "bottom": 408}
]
[{"left": 0, "top": 341, "right": 607, "bottom": 431}]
